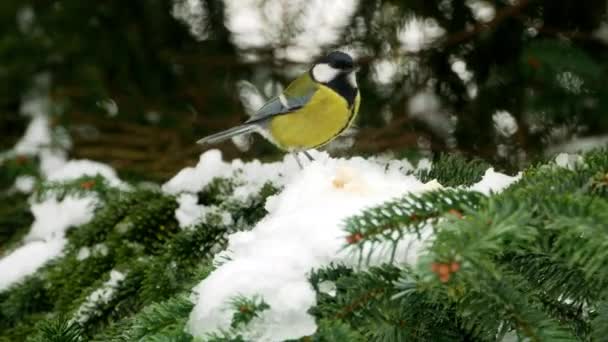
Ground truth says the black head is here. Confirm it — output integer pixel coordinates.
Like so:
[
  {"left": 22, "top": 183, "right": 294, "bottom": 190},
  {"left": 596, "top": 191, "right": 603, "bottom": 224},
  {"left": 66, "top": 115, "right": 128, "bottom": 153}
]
[
  {"left": 317, "top": 51, "right": 355, "bottom": 72},
  {"left": 310, "top": 51, "right": 358, "bottom": 106}
]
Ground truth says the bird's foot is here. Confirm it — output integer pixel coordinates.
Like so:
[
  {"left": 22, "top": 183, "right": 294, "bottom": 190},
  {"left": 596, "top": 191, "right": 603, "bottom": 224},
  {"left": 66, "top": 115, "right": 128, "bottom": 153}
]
[{"left": 292, "top": 150, "right": 315, "bottom": 170}]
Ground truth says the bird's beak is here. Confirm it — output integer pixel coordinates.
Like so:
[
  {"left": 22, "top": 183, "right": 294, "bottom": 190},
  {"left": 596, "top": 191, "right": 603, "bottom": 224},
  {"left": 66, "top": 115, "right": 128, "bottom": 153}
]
[{"left": 343, "top": 66, "right": 359, "bottom": 73}]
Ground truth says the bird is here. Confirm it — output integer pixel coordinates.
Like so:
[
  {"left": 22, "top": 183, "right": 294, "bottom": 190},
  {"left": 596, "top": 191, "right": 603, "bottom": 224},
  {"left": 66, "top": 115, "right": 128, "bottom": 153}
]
[{"left": 196, "top": 51, "right": 360, "bottom": 168}]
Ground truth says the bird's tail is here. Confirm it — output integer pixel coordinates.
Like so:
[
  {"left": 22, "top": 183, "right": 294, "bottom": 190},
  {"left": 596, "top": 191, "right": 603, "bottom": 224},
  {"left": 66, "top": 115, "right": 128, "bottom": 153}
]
[{"left": 196, "top": 124, "right": 257, "bottom": 145}]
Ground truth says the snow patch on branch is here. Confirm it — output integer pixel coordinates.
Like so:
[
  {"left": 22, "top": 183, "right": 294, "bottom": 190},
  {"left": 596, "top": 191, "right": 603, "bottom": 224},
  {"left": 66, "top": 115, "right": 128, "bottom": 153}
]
[
  {"left": 0, "top": 195, "right": 98, "bottom": 292},
  {"left": 0, "top": 78, "right": 124, "bottom": 293},
  {"left": 47, "top": 159, "right": 123, "bottom": 187},
  {"left": 469, "top": 168, "right": 522, "bottom": 195},
  {"left": 72, "top": 269, "right": 126, "bottom": 324},
  {"left": 0, "top": 239, "right": 64, "bottom": 292}
]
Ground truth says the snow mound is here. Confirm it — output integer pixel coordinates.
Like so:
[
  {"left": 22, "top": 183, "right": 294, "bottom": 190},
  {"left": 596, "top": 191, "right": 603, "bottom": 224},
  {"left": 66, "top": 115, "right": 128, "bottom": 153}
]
[
  {"left": 165, "top": 150, "right": 416, "bottom": 228},
  {"left": 162, "top": 149, "right": 299, "bottom": 197},
  {"left": 185, "top": 151, "right": 521, "bottom": 340},
  {"left": 186, "top": 153, "right": 438, "bottom": 341}
]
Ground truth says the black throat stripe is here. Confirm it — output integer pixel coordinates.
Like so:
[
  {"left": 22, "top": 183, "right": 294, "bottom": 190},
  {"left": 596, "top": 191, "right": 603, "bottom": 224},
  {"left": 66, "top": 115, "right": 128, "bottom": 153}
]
[{"left": 326, "top": 73, "right": 357, "bottom": 107}]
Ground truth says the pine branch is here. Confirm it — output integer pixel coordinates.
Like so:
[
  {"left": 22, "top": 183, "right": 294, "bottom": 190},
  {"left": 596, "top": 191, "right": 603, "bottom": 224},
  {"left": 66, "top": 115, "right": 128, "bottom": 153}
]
[
  {"left": 416, "top": 154, "right": 490, "bottom": 187},
  {"left": 92, "top": 294, "right": 194, "bottom": 342},
  {"left": 591, "top": 301, "right": 608, "bottom": 341},
  {"left": 29, "top": 316, "right": 84, "bottom": 342},
  {"left": 34, "top": 175, "right": 116, "bottom": 204},
  {"left": 228, "top": 295, "right": 270, "bottom": 329},
  {"left": 544, "top": 197, "right": 608, "bottom": 284},
  {"left": 456, "top": 275, "right": 576, "bottom": 341},
  {"left": 344, "top": 189, "right": 485, "bottom": 264},
  {"left": 310, "top": 320, "right": 365, "bottom": 342},
  {"left": 310, "top": 264, "right": 469, "bottom": 340}
]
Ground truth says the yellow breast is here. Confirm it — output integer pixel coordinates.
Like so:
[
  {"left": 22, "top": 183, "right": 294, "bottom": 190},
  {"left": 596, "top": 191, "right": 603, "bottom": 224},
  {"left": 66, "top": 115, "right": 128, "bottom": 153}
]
[{"left": 268, "top": 85, "right": 357, "bottom": 150}]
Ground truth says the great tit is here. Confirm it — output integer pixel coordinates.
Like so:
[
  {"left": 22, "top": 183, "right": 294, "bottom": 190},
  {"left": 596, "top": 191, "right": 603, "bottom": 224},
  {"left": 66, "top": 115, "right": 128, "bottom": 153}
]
[{"left": 196, "top": 51, "right": 360, "bottom": 168}]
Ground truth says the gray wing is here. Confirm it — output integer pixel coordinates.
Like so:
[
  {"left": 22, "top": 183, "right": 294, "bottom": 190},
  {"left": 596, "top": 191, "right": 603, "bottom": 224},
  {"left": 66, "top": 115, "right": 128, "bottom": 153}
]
[
  {"left": 246, "top": 87, "right": 316, "bottom": 124},
  {"left": 245, "top": 97, "right": 289, "bottom": 123}
]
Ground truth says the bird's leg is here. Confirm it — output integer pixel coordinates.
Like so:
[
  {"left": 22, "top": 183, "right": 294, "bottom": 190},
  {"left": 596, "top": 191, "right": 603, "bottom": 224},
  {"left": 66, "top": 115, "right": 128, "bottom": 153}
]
[
  {"left": 303, "top": 150, "right": 315, "bottom": 162},
  {"left": 292, "top": 152, "right": 304, "bottom": 170}
]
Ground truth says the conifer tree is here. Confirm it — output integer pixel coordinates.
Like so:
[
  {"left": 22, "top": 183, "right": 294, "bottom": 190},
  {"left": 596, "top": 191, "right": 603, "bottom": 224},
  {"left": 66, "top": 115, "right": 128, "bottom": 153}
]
[{"left": 2, "top": 1, "right": 608, "bottom": 341}]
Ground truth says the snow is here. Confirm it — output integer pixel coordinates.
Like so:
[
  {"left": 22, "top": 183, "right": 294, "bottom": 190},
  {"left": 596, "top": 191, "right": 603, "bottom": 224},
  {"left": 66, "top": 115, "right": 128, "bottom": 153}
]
[
  {"left": 92, "top": 243, "right": 109, "bottom": 257},
  {"left": 26, "top": 196, "right": 98, "bottom": 242},
  {"left": 408, "top": 91, "right": 455, "bottom": 140},
  {"left": 0, "top": 194, "right": 98, "bottom": 292},
  {"left": 318, "top": 280, "right": 336, "bottom": 297},
  {"left": 76, "top": 244, "right": 108, "bottom": 260},
  {"left": 164, "top": 150, "right": 298, "bottom": 227},
  {"left": 593, "top": 21, "right": 608, "bottom": 44},
  {"left": 0, "top": 101, "right": 123, "bottom": 293},
  {"left": 372, "top": 59, "right": 400, "bottom": 85},
  {"left": 228, "top": 0, "right": 358, "bottom": 62},
  {"left": 398, "top": 16, "right": 445, "bottom": 52},
  {"left": 77, "top": 246, "right": 91, "bottom": 261},
  {"left": 14, "top": 175, "right": 36, "bottom": 193},
  {"left": 46, "top": 159, "right": 123, "bottom": 186},
  {"left": 555, "top": 153, "right": 583, "bottom": 170},
  {"left": 0, "top": 158, "right": 118, "bottom": 291},
  {"left": 469, "top": 168, "right": 522, "bottom": 195},
  {"left": 165, "top": 150, "right": 417, "bottom": 229},
  {"left": 409, "top": 91, "right": 441, "bottom": 115},
  {"left": 96, "top": 99, "right": 119, "bottom": 117},
  {"left": 175, "top": 193, "right": 233, "bottom": 228},
  {"left": 182, "top": 150, "right": 521, "bottom": 341},
  {"left": 13, "top": 115, "right": 52, "bottom": 155},
  {"left": 175, "top": 0, "right": 359, "bottom": 62},
  {"left": 172, "top": 0, "right": 209, "bottom": 41},
  {"left": 493, "top": 110, "right": 518, "bottom": 137},
  {"left": 0, "top": 239, "right": 65, "bottom": 292},
  {"left": 163, "top": 150, "right": 231, "bottom": 195},
  {"left": 39, "top": 150, "right": 69, "bottom": 177},
  {"left": 466, "top": 0, "right": 496, "bottom": 23},
  {"left": 72, "top": 269, "right": 126, "bottom": 324},
  {"left": 16, "top": 5, "right": 35, "bottom": 34},
  {"left": 186, "top": 153, "right": 440, "bottom": 340},
  {"left": 546, "top": 135, "right": 608, "bottom": 155}
]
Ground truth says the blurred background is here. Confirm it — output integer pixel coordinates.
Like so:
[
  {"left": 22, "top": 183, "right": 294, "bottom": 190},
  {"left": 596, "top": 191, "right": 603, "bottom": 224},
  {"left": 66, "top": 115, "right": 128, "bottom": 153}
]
[{"left": 2, "top": 0, "right": 608, "bottom": 181}]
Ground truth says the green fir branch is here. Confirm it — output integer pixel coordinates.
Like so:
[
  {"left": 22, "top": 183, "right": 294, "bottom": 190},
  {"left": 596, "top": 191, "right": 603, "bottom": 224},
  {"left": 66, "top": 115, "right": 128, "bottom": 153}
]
[
  {"left": 416, "top": 154, "right": 490, "bottom": 187},
  {"left": 229, "top": 295, "right": 270, "bottom": 329},
  {"left": 33, "top": 174, "right": 117, "bottom": 203},
  {"left": 344, "top": 189, "right": 485, "bottom": 264},
  {"left": 92, "top": 293, "right": 194, "bottom": 341},
  {"left": 591, "top": 301, "right": 608, "bottom": 341},
  {"left": 28, "top": 316, "right": 84, "bottom": 342}
]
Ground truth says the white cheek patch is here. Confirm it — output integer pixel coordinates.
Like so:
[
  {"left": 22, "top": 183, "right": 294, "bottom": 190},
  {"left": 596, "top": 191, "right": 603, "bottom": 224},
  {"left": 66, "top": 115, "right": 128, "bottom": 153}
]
[
  {"left": 347, "top": 72, "right": 358, "bottom": 88},
  {"left": 312, "top": 63, "right": 340, "bottom": 83}
]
